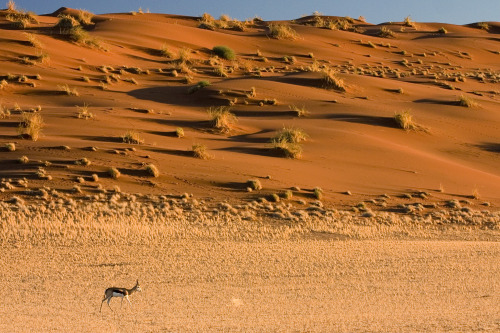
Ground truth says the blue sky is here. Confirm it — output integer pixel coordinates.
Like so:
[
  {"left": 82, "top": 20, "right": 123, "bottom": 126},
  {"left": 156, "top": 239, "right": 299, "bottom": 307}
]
[{"left": 10, "top": 0, "right": 500, "bottom": 24}]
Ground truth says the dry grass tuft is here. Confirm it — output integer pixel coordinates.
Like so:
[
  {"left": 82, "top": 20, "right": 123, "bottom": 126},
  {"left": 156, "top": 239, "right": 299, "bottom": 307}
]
[
  {"left": 321, "top": 69, "right": 346, "bottom": 92},
  {"left": 192, "top": 144, "right": 211, "bottom": 159},
  {"left": 269, "top": 24, "right": 298, "bottom": 40},
  {"left": 175, "top": 127, "right": 184, "bottom": 138},
  {"left": 457, "top": 95, "right": 477, "bottom": 108},
  {"left": 207, "top": 106, "right": 237, "bottom": 132},
  {"left": 271, "top": 127, "right": 307, "bottom": 159},
  {"left": 5, "top": 142, "right": 16, "bottom": 152},
  {"left": 378, "top": 27, "right": 395, "bottom": 38},
  {"left": 76, "top": 103, "right": 93, "bottom": 119},
  {"left": 18, "top": 112, "right": 44, "bottom": 141},
  {"left": 313, "top": 187, "right": 323, "bottom": 200},
  {"left": 122, "top": 130, "right": 144, "bottom": 144},
  {"left": 246, "top": 179, "right": 262, "bottom": 190},
  {"left": 107, "top": 167, "right": 121, "bottom": 179},
  {"left": 18, "top": 155, "right": 29, "bottom": 164},
  {"left": 288, "top": 105, "right": 309, "bottom": 117},
  {"left": 145, "top": 164, "right": 160, "bottom": 177},
  {"left": 58, "top": 84, "right": 79, "bottom": 96},
  {"left": 393, "top": 110, "right": 424, "bottom": 131}
]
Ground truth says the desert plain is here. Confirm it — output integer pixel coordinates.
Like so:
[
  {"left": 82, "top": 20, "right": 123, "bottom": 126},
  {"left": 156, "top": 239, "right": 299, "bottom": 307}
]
[{"left": 0, "top": 4, "right": 499, "bottom": 332}]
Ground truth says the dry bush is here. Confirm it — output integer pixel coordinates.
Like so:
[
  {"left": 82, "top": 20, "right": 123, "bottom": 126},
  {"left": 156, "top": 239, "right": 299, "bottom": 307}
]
[
  {"left": 313, "top": 187, "right": 323, "bottom": 200},
  {"left": 246, "top": 179, "right": 262, "bottom": 190},
  {"left": 403, "top": 16, "right": 416, "bottom": 28},
  {"left": 0, "top": 80, "right": 8, "bottom": 90},
  {"left": 458, "top": 95, "right": 477, "bottom": 108},
  {"left": 177, "top": 48, "right": 192, "bottom": 64},
  {"left": 0, "top": 104, "right": 11, "bottom": 118},
  {"left": 58, "top": 84, "right": 79, "bottom": 96},
  {"left": 321, "top": 69, "right": 346, "bottom": 92},
  {"left": 107, "top": 167, "right": 121, "bottom": 179},
  {"left": 55, "top": 14, "right": 80, "bottom": 31},
  {"left": 18, "top": 155, "right": 29, "bottom": 164},
  {"left": 269, "top": 24, "right": 298, "bottom": 40},
  {"left": 288, "top": 105, "right": 309, "bottom": 117},
  {"left": 378, "top": 27, "right": 395, "bottom": 38},
  {"left": 145, "top": 164, "right": 160, "bottom": 177},
  {"left": 198, "top": 12, "right": 216, "bottom": 30},
  {"left": 207, "top": 106, "right": 237, "bottom": 132},
  {"left": 76, "top": 9, "right": 94, "bottom": 25},
  {"left": 271, "top": 127, "right": 307, "bottom": 159},
  {"left": 18, "top": 112, "right": 43, "bottom": 141},
  {"left": 476, "top": 22, "right": 489, "bottom": 31},
  {"left": 394, "top": 110, "right": 423, "bottom": 131},
  {"left": 68, "top": 27, "right": 103, "bottom": 49},
  {"left": 5, "top": 142, "right": 16, "bottom": 152},
  {"left": 160, "top": 44, "right": 173, "bottom": 58},
  {"left": 23, "top": 33, "right": 42, "bottom": 48},
  {"left": 122, "top": 130, "right": 144, "bottom": 144},
  {"left": 438, "top": 27, "right": 448, "bottom": 34},
  {"left": 76, "top": 103, "right": 93, "bottom": 119},
  {"left": 213, "top": 64, "right": 228, "bottom": 77},
  {"left": 6, "top": 9, "right": 38, "bottom": 29},
  {"left": 175, "top": 127, "right": 184, "bottom": 138},
  {"left": 192, "top": 144, "right": 211, "bottom": 159},
  {"left": 188, "top": 80, "right": 211, "bottom": 94}
]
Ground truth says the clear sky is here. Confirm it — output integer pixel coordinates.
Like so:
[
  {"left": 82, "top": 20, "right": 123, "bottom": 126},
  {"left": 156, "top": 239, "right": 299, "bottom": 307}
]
[{"left": 9, "top": 0, "right": 500, "bottom": 25}]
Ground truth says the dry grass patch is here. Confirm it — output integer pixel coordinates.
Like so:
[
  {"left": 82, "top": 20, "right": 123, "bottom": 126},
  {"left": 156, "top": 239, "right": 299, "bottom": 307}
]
[
  {"left": 207, "top": 106, "right": 237, "bottom": 132},
  {"left": 212, "top": 46, "right": 236, "bottom": 60},
  {"left": 246, "top": 179, "right": 262, "bottom": 190},
  {"left": 269, "top": 24, "right": 298, "bottom": 40},
  {"left": 18, "top": 112, "right": 43, "bottom": 141},
  {"left": 23, "top": 32, "right": 42, "bottom": 48},
  {"left": 122, "top": 130, "right": 144, "bottom": 144},
  {"left": 18, "top": 155, "right": 29, "bottom": 164},
  {"left": 175, "top": 127, "right": 184, "bottom": 138}
]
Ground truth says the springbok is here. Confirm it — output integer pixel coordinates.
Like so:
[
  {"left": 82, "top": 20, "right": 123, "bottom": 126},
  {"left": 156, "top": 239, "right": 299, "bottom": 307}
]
[{"left": 100, "top": 280, "right": 142, "bottom": 312}]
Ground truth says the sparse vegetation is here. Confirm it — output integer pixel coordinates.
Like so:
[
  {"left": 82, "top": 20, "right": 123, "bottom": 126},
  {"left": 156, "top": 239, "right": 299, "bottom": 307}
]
[
  {"left": 18, "top": 112, "right": 44, "bottom": 141},
  {"left": 18, "top": 155, "right": 29, "bottom": 164},
  {"left": 212, "top": 46, "right": 236, "bottom": 60},
  {"left": 207, "top": 106, "right": 237, "bottom": 132},
  {"left": 438, "top": 27, "right": 448, "bottom": 34}
]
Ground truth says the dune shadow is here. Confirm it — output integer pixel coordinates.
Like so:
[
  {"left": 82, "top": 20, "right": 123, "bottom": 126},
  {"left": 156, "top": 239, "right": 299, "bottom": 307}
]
[
  {"left": 145, "top": 147, "right": 193, "bottom": 157},
  {"left": 212, "top": 181, "right": 248, "bottom": 192},
  {"left": 128, "top": 85, "right": 223, "bottom": 107},
  {"left": 147, "top": 130, "right": 179, "bottom": 137},
  {"left": 142, "top": 117, "right": 209, "bottom": 130},
  {"left": 232, "top": 109, "right": 298, "bottom": 117},
  {"left": 328, "top": 113, "right": 398, "bottom": 128},
  {"left": 217, "top": 146, "right": 275, "bottom": 157},
  {"left": 0, "top": 134, "right": 20, "bottom": 140},
  {"left": 225, "top": 130, "right": 273, "bottom": 144},
  {"left": 71, "top": 135, "right": 123, "bottom": 143},
  {"left": 413, "top": 98, "right": 458, "bottom": 106},
  {"left": 475, "top": 142, "right": 500, "bottom": 153},
  {"left": 0, "top": 121, "right": 19, "bottom": 128}
]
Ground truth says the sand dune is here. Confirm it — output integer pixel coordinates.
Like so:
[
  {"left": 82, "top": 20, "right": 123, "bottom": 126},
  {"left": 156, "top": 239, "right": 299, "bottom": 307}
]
[{"left": 0, "top": 7, "right": 499, "bottom": 209}]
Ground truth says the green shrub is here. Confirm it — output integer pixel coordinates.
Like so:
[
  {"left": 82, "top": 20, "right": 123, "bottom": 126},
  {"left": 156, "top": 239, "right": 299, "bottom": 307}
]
[{"left": 212, "top": 46, "right": 236, "bottom": 60}]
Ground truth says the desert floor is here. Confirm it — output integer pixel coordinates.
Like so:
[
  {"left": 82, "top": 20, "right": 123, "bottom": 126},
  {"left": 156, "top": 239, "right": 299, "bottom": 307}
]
[{"left": 1, "top": 240, "right": 499, "bottom": 332}]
